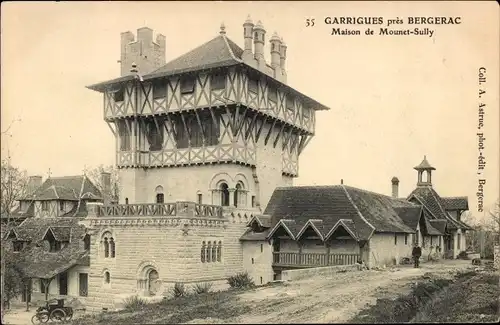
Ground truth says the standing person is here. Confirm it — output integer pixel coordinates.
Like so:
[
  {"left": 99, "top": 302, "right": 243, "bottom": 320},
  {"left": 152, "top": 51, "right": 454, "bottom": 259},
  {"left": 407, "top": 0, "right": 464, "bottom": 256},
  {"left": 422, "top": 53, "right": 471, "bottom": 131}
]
[{"left": 412, "top": 243, "right": 422, "bottom": 268}]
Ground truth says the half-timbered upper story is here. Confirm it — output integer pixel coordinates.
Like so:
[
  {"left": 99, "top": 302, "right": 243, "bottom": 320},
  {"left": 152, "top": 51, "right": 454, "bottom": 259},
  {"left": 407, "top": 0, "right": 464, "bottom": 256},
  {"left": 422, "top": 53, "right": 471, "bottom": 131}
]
[{"left": 86, "top": 19, "right": 330, "bottom": 176}]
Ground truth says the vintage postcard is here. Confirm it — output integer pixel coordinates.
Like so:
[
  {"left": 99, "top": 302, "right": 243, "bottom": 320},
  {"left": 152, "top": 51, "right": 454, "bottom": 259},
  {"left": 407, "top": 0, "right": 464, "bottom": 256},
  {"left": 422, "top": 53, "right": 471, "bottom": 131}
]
[{"left": 1, "top": 1, "right": 499, "bottom": 324}]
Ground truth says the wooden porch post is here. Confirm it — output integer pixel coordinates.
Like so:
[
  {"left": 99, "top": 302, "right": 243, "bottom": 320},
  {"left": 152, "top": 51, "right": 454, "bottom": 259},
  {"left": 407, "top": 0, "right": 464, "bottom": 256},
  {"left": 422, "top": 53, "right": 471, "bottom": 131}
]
[
  {"left": 298, "top": 240, "right": 303, "bottom": 265},
  {"left": 325, "top": 241, "right": 331, "bottom": 265}
]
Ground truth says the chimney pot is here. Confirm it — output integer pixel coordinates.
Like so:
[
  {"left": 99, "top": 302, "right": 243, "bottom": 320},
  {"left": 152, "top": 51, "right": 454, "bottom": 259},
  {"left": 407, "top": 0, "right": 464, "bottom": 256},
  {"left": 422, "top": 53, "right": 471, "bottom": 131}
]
[{"left": 391, "top": 177, "right": 399, "bottom": 198}]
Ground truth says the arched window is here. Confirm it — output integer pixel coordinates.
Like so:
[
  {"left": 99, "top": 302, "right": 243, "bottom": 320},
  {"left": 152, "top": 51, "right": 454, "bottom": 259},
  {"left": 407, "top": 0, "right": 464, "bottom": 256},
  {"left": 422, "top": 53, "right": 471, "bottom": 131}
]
[
  {"left": 234, "top": 183, "right": 242, "bottom": 207},
  {"left": 207, "top": 241, "right": 212, "bottom": 262},
  {"left": 212, "top": 242, "right": 217, "bottom": 262},
  {"left": 155, "top": 186, "right": 164, "bottom": 203},
  {"left": 103, "top": 238, "right": 109, "bottom": 258},
  {"left": 104, "top": 271, "right": 110, "bottom": 284},
  {"left": 148, "top": 269, "right": 160, "bottom": 296},
  {"left": 220, "top": 183, "right": 229, "bottom": 206},
  {"left": 110, "top": 238, "right": 115, "bottom": 258},
  {"left": 217, "top": 241, "right": 222, "bottom": 262},
  {"left": 102, "top": 232, "right": 115, "bottom": 259},
  {"left": 125, "top": 198, "right": 129, "bottom": 205},
  {"left": 201, "top": 241, "right": 206, "bottom": 262}
]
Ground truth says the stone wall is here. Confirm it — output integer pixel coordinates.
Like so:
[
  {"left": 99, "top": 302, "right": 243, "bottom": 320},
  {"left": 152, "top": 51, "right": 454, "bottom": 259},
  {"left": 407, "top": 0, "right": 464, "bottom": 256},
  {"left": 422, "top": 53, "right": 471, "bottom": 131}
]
[
  {"left": 84, "top": 208, "right": 250, "bottom": 311},
  {"left": 242, "top": 241, "right": 274, "bottom": 285},
  {"left": 281, "top": 264, "right": 360, "bottom": 282},
  {"left": 369, "top": 233, "right": 413, "bottom": 267}
]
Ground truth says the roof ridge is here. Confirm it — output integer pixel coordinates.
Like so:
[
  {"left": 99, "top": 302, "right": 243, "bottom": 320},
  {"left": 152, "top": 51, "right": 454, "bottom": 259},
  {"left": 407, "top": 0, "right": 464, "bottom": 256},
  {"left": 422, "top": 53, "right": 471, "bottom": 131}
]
[
  {"left": 342, "top": 184, "right": 397, "bottom": 200},
  {"left": 428, "top": 187, "right": 452, "bottom": 219},
  {"left": 340, "top": 185, "right": 376, "bottom": 235},
  {"left": 221, "top": 35, "right": 243, "bottom": 62}
]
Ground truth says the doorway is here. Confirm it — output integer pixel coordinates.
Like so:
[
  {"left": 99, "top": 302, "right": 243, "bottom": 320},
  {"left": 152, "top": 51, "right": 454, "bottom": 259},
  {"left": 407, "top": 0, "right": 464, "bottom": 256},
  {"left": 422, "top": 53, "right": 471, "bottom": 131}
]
[{"left": 59, "top": 272, "right": 68, "bottom": 295}]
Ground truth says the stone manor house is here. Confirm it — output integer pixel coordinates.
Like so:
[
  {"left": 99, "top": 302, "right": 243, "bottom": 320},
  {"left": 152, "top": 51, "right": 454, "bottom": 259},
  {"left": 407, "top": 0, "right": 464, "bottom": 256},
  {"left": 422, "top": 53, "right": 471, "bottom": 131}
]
[{"left": 5, "top": 17, "right": 471, "bottom": 311}]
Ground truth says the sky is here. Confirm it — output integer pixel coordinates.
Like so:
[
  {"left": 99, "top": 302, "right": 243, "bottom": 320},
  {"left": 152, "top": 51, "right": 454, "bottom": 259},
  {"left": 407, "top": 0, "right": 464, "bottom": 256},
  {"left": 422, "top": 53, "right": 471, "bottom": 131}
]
[{"left": 1, "top": 1, "right": 499, "bottom": 220}]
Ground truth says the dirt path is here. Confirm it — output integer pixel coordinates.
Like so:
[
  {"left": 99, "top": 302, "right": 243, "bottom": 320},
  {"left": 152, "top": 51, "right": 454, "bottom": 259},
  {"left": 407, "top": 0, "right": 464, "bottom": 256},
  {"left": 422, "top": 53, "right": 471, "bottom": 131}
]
[{"left": 189, "top": 260, "right": 473, "bottom": 324}]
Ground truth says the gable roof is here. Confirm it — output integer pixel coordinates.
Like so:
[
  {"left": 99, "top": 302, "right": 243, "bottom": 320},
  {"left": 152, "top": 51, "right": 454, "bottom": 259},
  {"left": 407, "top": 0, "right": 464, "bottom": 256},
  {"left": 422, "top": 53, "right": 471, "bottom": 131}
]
[
  {"left": 263, "top": 185, "right": 414, "bottom": 241},
  {"left": 429, "top": 219, "right": 448, "bottom": 234},
  {"left": 7, "top": 217, "right": 89, "bottom": 279},
  {"left": 86, "top": 33, "right": 330, "bottom": 111},
  {"left": 408, "top": 186, "right": 472, "bottom": 230},
  {"left": 22, "top": 175, "right": 102, "bottom": 202},
  {"left": 441, "top": 196, "right": 469, "bottom": 211},
  {"left": 393, "top": 206, "right": 423, "bottom": 230}
]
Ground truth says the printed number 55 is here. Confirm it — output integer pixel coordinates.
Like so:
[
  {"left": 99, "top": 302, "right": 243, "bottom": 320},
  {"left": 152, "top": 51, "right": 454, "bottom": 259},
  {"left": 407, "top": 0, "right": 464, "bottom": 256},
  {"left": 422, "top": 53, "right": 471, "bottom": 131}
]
[{"left": 306, "top": 18, "right": 315, "bottom": 27}]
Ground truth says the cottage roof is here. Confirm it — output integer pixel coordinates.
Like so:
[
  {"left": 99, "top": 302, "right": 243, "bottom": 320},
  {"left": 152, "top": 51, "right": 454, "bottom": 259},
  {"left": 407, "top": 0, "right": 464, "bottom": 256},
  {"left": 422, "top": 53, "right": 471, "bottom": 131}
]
[
  {"left": 262, "top": 185, "right": 414, "bottom": 241},
  {"left": 408, "top": 186, "right": 472, "bottom": 230},
  {"left": 393, "top": 206, "right": 422, "bottom": 230},
  {"left": 7, "top": 217, "right": 89, "bottom": 279},
  {"left": 86, "top": 33, "right": 330, "bottom": 111},
  {"left": 429, "top": 219, "right": 448, "bottom": 234},
  {"left": 22, "top": 175, "right": 102, "bottom": 202},
  {"left": 441, "top": 196, "right": 469, "bottom": 211}
]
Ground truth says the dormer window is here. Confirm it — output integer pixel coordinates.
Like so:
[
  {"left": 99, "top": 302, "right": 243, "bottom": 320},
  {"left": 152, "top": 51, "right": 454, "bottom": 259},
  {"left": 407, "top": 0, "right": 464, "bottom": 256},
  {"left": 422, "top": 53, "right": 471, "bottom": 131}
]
[
  {"left": 50, "top": 240, "right": 62, "bottom": 253},
  {"left": 43, "top": 227, "right": 69, "bottom": 253},
  {"left": 180, "top": 77, "right": 195, "bottom": 94},
  {"left": 114, "top": 89, "right": 124, "bottom": 102}
]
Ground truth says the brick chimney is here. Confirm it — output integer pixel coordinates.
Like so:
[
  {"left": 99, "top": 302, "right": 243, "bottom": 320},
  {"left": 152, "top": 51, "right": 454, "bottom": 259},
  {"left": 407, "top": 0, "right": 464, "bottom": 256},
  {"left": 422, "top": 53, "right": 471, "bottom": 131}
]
[
  {"left": 253, "top": 20, "right": 266, "bottom": 71},
  {"left": 101, "top": 172, "right": 111, "bottom": 205},
  {"left": 28, "top": 176, "right": 43, "bottom": 195},
  {"left": 391, "top": 177, "right": 399, "bottom": 198}
]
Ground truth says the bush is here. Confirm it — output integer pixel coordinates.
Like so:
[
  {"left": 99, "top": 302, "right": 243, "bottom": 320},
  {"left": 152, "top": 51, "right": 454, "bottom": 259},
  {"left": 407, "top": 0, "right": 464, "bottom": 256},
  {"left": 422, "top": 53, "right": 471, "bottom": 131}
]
[
  {"left": 171, "top": 282, "right": 187, "bottom": 298},
  {"left": 123, "top": 295, "right": 148, "bottom": 311},
  {"left": 227, "top": 272, "right": 255, "bottom": 289},
  {"left": 192, "top": 282, "right": 213, "bottom": 294}
]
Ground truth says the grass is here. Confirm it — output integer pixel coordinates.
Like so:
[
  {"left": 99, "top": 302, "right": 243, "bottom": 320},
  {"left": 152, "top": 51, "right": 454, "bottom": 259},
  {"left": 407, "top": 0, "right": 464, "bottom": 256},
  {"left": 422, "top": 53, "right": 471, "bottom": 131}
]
[
  {"left": 65, "top": 288, "right": 251, "bottom": 325},
  {"left": 349, "top": 269, "right": 484, "bottom": 323},
  {"left": 413, "top": 271, "right": 499, "bottom": 323}
]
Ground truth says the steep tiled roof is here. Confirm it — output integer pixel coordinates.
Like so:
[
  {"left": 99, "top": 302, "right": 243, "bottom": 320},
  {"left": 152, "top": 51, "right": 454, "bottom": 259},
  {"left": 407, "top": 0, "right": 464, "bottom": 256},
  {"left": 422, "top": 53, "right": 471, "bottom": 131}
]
[
  {"left": 148, "top": 35, "right": 242, "bottom": 77},
  {"left": 263, "top": 185, "right": 414, "bottom": 241},
  {"left": 22, "top": 176, "right": 102, "bottom": 201},
  {"left": 429, "top": 219, "right": 448, "bottom": 234},
  {"left": 408, "top": 186, "right": 472, "bottom": 230},
  {"left": 7, "top": 217, "right": 89, "bottom": 279},
  {"left": 393, "top": 206, "right": 422, "bottom": 230},
  {"left": 87, "top": 33, "right": 330, "bottom": 111},
  {"left": 441, "top": 196, "right": 469, "bottom": 211}
]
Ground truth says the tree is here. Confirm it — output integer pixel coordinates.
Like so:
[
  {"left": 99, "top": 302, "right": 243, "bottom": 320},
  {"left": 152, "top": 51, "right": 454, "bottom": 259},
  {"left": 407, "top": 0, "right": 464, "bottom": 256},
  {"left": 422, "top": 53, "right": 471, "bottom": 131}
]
[
  {"left": 0, "top": 159, "right": 29, "bottom": 322},
  {"left": 84, "top": 164, "right": 120, "bottom": 203},
  {"left": 485, "top": 199, "right": 500, "bottom": 245}
]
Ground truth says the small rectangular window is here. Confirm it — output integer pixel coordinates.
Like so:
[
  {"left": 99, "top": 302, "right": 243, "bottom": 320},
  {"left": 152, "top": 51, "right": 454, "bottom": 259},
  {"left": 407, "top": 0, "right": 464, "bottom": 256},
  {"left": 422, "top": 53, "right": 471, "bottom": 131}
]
[
  {"left": 405, "top": 234, "right": 408, "bottom": 245},
  {"left": 180, "top": 77, "right": 195, "bottom": 94},
  {"left": 79, "top": 273, "right": 88, "bottom": 297},
  {"left": 286, "top": 96, "right": 294, "bottom": 111},
  {"left": 42, "top": 201, "right": 49, "bottom": 211},
  {"left": 248, "top": 77, "right": 258, "bottom": 94},
  {"left": 251, "top": 196, "right": 256, "bottom": 208},
  {"left": 153, "top": 80, "right": 167, "bottom": 99},
  {"left": 114, "top": 89, "right": 124, "bottom": 102},
  {"left": 197, "top": 193, "right": 202, "bottom": 204},
  {"left": 210, "top": 73, "right": 226, "bottom": 90},
  {"left": 260, "top": 244, "right": 263, "bottom": 253},
  {"left": 268, "top": 87, "right": 277, "bottom": 102},
  {"left": 59, "top": 201, "right": 64, "bottom": 211},
  {"left": 303, "top": 107, "right": 310, "bottom": 118},
  {"left": 394, "top": 234, "right": 397, "bottom": 245}
]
